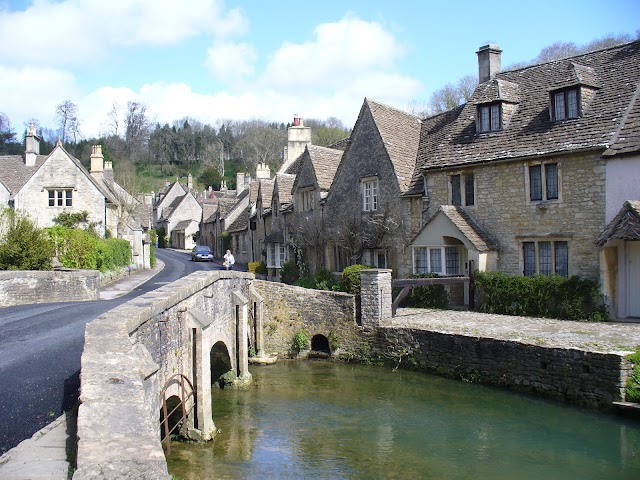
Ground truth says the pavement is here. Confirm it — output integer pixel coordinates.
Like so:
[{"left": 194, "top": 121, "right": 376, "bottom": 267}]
[{"left": 0, "top": 260, "right": 165, "bottom": 480}]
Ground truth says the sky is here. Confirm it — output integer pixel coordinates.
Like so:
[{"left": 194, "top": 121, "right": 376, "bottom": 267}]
[{"left": 1, "top": 0, "right": 638, "bottom": 138}]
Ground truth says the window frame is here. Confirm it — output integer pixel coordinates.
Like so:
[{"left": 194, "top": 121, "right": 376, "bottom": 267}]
[
  {"left": 266, "top": 242, "right": 286, "bottom": 268},
  {"left": 525, "top": 161, "right": 561, "bottom": 205},
  {"left": 550, "top": 87, "right": 581, "bottom": 121},
  {"left": 361, "top": 177, "right": 379, "bottom": 212},
  {"left": 521, "top": 239, "right": 569, "bottom": 276},
  {"left": 362, "top": 248, "right": 387, "bottom": 269},
  {"left": 413, "top": 246, "right": 462, "bottom": 276},
  {"left": 449, "top": 172, "right": 475, "bottom": 207},
  {"left": 48, "top": 188, "right": 73, "bottom": 207},
  {"left": 477, "top": 102, "right": 502, "bottom": 133},
  {"left": 300, "top": 189, "right": 314, "bottom": 212}
]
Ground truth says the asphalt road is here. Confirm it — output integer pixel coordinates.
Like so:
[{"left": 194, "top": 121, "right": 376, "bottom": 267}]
[{"left": 0, "top": 248, "right": 223, "bottom": 455}]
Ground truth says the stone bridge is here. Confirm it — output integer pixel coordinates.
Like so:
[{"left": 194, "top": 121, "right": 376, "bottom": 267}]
[{"left": 74, "top": 270, "right": 263, "bottom": 479}]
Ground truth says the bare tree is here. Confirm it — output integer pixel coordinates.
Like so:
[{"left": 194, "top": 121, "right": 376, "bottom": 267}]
[
  {"left": 55, "top": 100, "right": 79, "bottom": 143},
  {"left": 232, "top": 120, "right": 287, "bottom": 171},
  {"left": 124, "top": 101, "right": 150, "bottom": 162},
  {"left": 107, "top": 102, "right": 121, "bottom": 137}
]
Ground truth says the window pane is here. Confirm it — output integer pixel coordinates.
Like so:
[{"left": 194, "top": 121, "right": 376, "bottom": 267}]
[
  {"left": 451, "top": 175, "right": 461, "bottom": 206},
  {"left": 529, "top": 165, "right": 542, "bottom": 201},
  {"left": 415, "top": 248, "right": 428, "bottom": 274},
  {"left": 363, "top": 182, "right": 370, "bottom": 211},
  {"left": 539, "top": 242, "right": 552, "bottom": 275},
  {"left": 377, "top": 251, "right": 386, "bottom": 269},
  {"left": 554, "top": 92, "right": 566, "bottom": 120},
  {"left": 523, "top": 242, "right": 536, "bottom": 276},
  {"left": 48, "top": 190, "right": 55, "bottom": 207},
  {"left": 464, "top": 174, "right": 475, "bottom": 206},
  {"left": 65, "top": 190, "right": 72, "bottom": 207},
  {"left": 445, "top": 247, "right": 460, "bottom": 275},
  {"left": 567, "top": 89, "right": 578, "bottom": 118},
  {"left": 430, "top": 248, "right": 442, "bottom": 273},
  {"left": 479, "top": 106, "right": 489, "bottom": 132},
  {"left": 490, "top": 104, "right": 500, "bottom": 131},
  {"left": 545, "top": 164, "right": 558, "bottom": 200},
  {"left": 372, "top": 181, "right": 378, "bottom": 210},
  {"left": 554, "top": 241, "right": 568, "bottom": 276}
]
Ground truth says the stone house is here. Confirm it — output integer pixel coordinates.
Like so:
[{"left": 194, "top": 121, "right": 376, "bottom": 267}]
[
  {"left": 153, "top": 174, "right": 202, "bottom": 250},
  {"left": 409, "top": 41, "right": 640, "bottom": 318},
  {"left": 261, "top": 172, "right": 295, "bottom": 279},
  {"left": 288, "top": 144, "right": 344, "bottom": 274},
  {"left": 0, "top": 128, "right": 151, "bottom": 268},
  {"left": 322, "top": 98, "right": 422, "bottom": 276}
]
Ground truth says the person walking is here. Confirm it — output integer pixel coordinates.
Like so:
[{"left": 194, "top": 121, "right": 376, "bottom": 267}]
[{"left": 223, "top": 249, "right": 235, "bottom": 270}]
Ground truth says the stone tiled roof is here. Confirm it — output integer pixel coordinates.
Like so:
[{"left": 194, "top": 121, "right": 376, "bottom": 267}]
[
  {"left": 307, "top": 145, "right": 343, "bottom": 191},
  {"left": 259, "top": 179, "right": 275, "bottom": 208},
  {"left": 284, "top": 155, "right": 304, "bottom": 176},
  {"left": 173, "top": 219, "right": 195, "bottom": 231},
  {"left": 202, "top": 203, "right": 218, "bottom": 223},
  {"left": 327, "top": 136, "right": 351, "bottom": 151},
  {"left": 604, "top": 81, "right": 640, "bottom": 157},
  {"left": 472, "top": 79, "right": 521, "bottom": 104},
  {"left": 226, "top": 207, "right": 249, "bottom": 233},
  {"left": 159, "top": 195, "right": 183, "bottom": 221},
  {"left": 418, "top": 40, "right": 640, "bottom": 172},
  {"left": 367, "top": 98, "right": 422, "bottom": 192},
  {"left": 596, "top": 200, "right": 640, "bottom": 246},
  {"left": 275, "top": 173, "right": 295, "bottom": 205},
  {"left": 436, "top": 205, "right": 499, "bottom": 252},
  {"left": 0, "top": 154, "right": 47, "bottom": 193},
  {"left": 249, "top": 180, "right": 260, "bottom": 204}
]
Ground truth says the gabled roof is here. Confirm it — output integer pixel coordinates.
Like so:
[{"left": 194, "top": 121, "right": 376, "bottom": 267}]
[
  {"left": 419, "top": 40, "right": 640, "bottom": 171},
  {"left": 257, "top": 178, "right": 275, "bottom": 208},
  {"left": 366, "top": 98, "right": 422, "bottom": 192},
  {"left": 227, "top": 207, "right": 250, "bottom": 233},
  {"left": 274, "top": 173, "right": 295, "bottom": 206},
  {"left": 473, "top": 79, "right": 521, "bottom": 104},
  {"left": 596, "top": 200, "right": 640, "bottom": 246},
  {"left": 202, "top": 202, "right": 218, "bottom": 223},
  {"left": 415, "top": 205, "right": 499, "bottom": 252},
  {"left": 0, "top": 154, "right": 47, "bottom": 193},
  {"left": 307, "top": 145, "right": 343, "bottom": 192},
  {"left": 327, "top": 136, "right": 351, "bottom": 151}
]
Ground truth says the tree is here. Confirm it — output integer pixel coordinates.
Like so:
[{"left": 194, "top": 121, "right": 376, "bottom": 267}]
[
  {"left": 198, "top": 166, "right": 224, "bottom": 190},
  {"left": 0, "top": 209, "right": 53, "bottom": 270},
  {"left": 124, "top": 101, "right": 151, "bottom": 163},
  {"left": 232, "top": 120, "right": 287, "bottom": 171},
  {"left": 55, "top": 100, "right": 80, "bottom": 144},
  {"left": 0, "top": 112, "right": 21, "bottom": 155}
]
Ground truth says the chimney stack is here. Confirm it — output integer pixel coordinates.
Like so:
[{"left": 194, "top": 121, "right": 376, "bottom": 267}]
[
  {"left": 187, "top": 173, "right": 193, "bottom": 191},
  {"left": 256, "top": 162, "right": 271, "bottom": 180},
  {"left": 90, "top": 145, "right": 104, "bottom": 180},
  {"left": 24, "top": 123, "right": 40, "bottom": 167},
  {"left": 477, "top": 44, "right": 502, "bottom": 83}
]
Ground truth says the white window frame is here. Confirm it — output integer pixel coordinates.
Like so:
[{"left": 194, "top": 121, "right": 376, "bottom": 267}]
[
  {"left": 413, "top": 246, "right": 462, "bottom": 275},
  {"left": 525, "top": 161, "right": 561, "bottom": 205},
  {"left": 266, "top": 242, "right": 286, "bottom": 268},
  {"left": 521, "top": 239, "right": 569, "bottom": 276},
  {"left": 48, "top": 188, "right": 72, "bottom": 207},
  {"left": 361, "top": 177, "right": 379, "bottom": 212}
]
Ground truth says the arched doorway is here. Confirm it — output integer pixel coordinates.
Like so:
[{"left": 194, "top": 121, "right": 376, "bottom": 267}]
[
  {"left": 210, "top": 341, "right": 232, "bottom": 387},
  {"left": 311, "top": 334, "right": 331, "bottom": 356}
]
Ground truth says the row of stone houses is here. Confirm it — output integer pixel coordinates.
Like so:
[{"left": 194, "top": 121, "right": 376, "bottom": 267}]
[
  {"left": 157, "top": 41, "right": 639, "bottom": 320},
  {"left": 0, "top": 129, "right": 152, "bottom": 269}
]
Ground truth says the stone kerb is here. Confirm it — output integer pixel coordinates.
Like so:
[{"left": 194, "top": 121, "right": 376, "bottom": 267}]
[
  {"left": 75, "top": 270, "right": 253, "bottom": 480},
  {"left": 360, "top": 269, "right": 392, "bottom": 328},
  {"left": 0, "top": 269, "right": 99, "bottom": 307}
]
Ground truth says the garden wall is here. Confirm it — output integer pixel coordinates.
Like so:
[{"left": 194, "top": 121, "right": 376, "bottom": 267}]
[{"left": 0, "top": 269, "right": 99, "bottom": 306}]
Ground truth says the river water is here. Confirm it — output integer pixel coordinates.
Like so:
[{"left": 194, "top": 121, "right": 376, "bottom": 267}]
[{"left": 166, "top": 360, "right": 640, "bottom": 479}]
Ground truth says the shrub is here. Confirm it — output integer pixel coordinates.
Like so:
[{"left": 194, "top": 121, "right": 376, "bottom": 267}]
[
  {"left": 156, "top": 226, "right": 168, "bottom": 248},
  {"left": 625, "top": 346, "right": 640, "bottom": 403},
  {"left": 339, "top": 264, "right": 372, "bottom": 295},
  {"left": 255, "top": 261, "right": 267, "bottom": 274},
  {"left": 474, "top": 271, "right": 608, "bottom": 321},
  {"left": 279, "top": 260, "right": 300, "bottom": 285},
  {"left": 0, "top": 209, "right": 53, "bottom": 270},
  {"left": 293, "top": 329, "right": 310, "bottom": 350},
  {"left": 400, "top": 273, "right": 449, "bottom": 309},
  {"left": 149, "top": 230, "right": 157, "bottom": 267}
]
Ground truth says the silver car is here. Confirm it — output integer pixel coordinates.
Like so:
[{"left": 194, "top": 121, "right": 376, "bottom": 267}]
[{"left": 191, "top": 245, "right": 214, "bottom": 262}]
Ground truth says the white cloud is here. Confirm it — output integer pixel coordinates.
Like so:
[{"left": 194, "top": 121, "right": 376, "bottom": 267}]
[
  {"left": 0, "top": 0, "right": 248, "bottom": 67},
  {"left": 205, "top": 42, "right": 257, "bottom": 81}
]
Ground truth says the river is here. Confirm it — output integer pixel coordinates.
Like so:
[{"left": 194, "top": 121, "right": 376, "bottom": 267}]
[{"left": 167, "top": 360, "right": 640, "bottom": 479}]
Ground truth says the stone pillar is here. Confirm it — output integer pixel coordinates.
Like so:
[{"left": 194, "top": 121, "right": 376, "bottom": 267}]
[
  {"left": 250, "top": 286, "right": 265, "bottom": 356},
  {"left": 360, "top": 269, "right": 392, "bottom": 327},
  {"left": 233, "top": 290, "right": 250, "bottom": 379}
]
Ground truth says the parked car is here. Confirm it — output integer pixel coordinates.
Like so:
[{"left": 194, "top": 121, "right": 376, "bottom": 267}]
[{"left": 191, "top": 245, "right": 214, "bottom": 262}]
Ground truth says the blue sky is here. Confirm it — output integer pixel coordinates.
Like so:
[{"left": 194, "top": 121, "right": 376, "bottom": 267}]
[{"left": 1, "top": 0, "right": 638, "bottom": 137}]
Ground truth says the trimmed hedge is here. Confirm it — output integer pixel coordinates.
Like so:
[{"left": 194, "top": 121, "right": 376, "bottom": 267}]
[
  {"left": 340, "top": 264, "right": 372, "bottom": 295},
  {"left": 48, "top": 226, "right": 131, "bottom": 272},
  {"left": 0, "top": 209, "right": 53, "bottom": 270},
  {"left": 474, "top": 271, "right": 608, "bottom": 321}
]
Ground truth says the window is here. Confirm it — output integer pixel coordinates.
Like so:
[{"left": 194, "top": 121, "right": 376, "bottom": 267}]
[
  {"left": 414, "top": 246, "right": 461, "bottom": 275},
  {"left": 450, "top": 173, "right": 475, "bottom": 206},
  {"left": 527, "top": 162, "right": 559, "bottom": 203},
  {"left": 551, "top": 88, "right": 580, "bottom": 121},
  {"left": 362, "top": 178, "right": 378, "bottom": 212},
  {"left": 477, "top": 102, "right": 501, "bottom": 132},
  {"left": 362, "top": 248, "right": 387, "bottom": 268},
  {"left": 266, "top": 242, "right": 286, "bottom": 268},
  {"left": 48, "top": 189, "right": 72, "bottom": 207},
  {"left": 300, "top": 190, "right": 314, "bottom": 212},
  {"left": 522, "top": 240, "right": 569, "bottom": 276}
]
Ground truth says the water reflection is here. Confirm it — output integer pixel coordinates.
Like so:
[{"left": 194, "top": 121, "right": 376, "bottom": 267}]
[{"left": 167, "top": 361, "right": 640, "bottom": 480}]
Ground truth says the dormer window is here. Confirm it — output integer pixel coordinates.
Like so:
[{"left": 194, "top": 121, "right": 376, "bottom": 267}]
[
  {"left": 477, "top": 102, "right": 501, "bottom": 132},
  {"left": 551, "top": 87, "right": 580, "bottom": 121}
]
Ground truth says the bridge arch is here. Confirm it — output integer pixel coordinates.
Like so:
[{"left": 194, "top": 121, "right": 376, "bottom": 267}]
[{"left": 311, "top": 334, "right": 331, "bottom": 354}]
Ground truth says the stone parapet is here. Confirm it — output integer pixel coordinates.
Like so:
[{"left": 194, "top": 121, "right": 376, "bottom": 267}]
[
  {"left": 0, "top": 269, "right": 99, "bottom": 307},
  {"left": 360, "top": 269, "right": 392, "bottom": 327}
]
